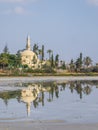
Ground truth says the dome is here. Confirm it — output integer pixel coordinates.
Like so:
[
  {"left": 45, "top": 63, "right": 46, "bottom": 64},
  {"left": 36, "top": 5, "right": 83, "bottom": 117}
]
[{"left": 21, "top": 50, "right": 37, "bottom": 57}]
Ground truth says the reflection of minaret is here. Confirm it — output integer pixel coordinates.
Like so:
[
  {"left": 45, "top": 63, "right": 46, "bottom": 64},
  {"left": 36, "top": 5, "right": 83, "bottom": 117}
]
[
  {"left": 26, "top": 102, "right": 31, "bottom": 117},
  {"left": 26, "top": 35, "right": 31, "bottom": 50},
  {"left": 21, "top": 96, "right": 33, "bottom": 117}
]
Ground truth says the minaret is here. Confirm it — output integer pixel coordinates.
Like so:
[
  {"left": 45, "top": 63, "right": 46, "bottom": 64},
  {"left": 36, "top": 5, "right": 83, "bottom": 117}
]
[
  {"left": 26, "top": 102, "right": 31, "bottom": 117},
  {"left": 26, "top": 35, "right": 31, "bottom": 50}
]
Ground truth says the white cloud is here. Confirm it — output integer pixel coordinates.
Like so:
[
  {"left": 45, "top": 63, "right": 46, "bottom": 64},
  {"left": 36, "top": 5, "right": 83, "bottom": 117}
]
[
  {"left": 1, "top": 6, "right": 28, "bottom": 15},
  {"left": 0, "top": 0, "right": 37, "bottom": 3},
  {"left": 0, "top": 0, "right": 39, "bottom": 15},
  {"left": 87, "top": 0, "right": 98, "bottom": 6},
  {"left": 14, "top": 6, "right": 27, "bottom": 14}
]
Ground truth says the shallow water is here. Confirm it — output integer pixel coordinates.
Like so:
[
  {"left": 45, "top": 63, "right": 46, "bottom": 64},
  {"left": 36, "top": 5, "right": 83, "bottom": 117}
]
[{"left": 0, "top": 79, "right": 98, "bottom": 123}]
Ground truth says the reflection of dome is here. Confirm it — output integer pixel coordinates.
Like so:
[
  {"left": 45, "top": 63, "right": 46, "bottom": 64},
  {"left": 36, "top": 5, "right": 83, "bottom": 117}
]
[
  {"left": 21, "top": 96, "right": 37, "bottom": 103},
  {"left": 20, "top": 84, "right": 52, "bottom": 116}
]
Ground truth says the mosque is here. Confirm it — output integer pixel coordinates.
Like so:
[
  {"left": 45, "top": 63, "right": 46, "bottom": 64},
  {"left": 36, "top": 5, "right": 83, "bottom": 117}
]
[{"left": 20, "top": 36, "right": 42, "bottom": 69}]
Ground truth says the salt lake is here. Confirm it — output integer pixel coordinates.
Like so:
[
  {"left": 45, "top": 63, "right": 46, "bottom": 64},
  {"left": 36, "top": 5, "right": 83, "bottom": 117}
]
[{"left": 0, "top": 77, "right": 98, "bottom": 124}]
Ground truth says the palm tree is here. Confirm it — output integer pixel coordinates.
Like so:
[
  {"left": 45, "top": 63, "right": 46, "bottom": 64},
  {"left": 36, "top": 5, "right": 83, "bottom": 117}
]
[
  {"left": 47, "top": 49, "right": 52, "bottom": 60},
  {"left": 42, "top": 45, "right": 44, "bottom": 61},
  {"left": 51, "top": 53, "right": 54, "bottom": 67},
  {"left": 3, "top": 44, "right": 9, "bottom": 54},
  {"left": 38, "top": 49, "right": 42, "bottom": 60},
  {"left": 83, "top": 56, "right": 92, "bottom": 67},
  {"left": 0, "top": 53, "right": 9, "bottom": 69},
  {"left": 55, "top": 54, "right": 59, "bottom": 68},
  {"left": 33, "top": 44, "right": 39, "bottom": 56},
  {"left": 79, "top": 53, "right": 83, "bottom": 68},
  {"left": 69, "top": 59, "right": 75, "bottom": 72}
]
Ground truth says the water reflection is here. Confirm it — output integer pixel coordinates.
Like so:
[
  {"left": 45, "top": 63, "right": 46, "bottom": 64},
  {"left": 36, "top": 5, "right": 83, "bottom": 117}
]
[
  {"left": 20, "top": 83, "right": 54, "bottom": 116},
  {"left": 0, "top": 80, "right": 98, "bottom": 118},
  {"left": 68, "top": 81, "right": 92, "bottom": 99},
  {"left": 20, "top": 85, "right": 40, "bottom": 116}
]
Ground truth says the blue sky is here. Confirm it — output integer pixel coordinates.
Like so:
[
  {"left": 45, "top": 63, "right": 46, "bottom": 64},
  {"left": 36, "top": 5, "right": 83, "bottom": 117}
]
[{"left": 0, "top": 0, "right": 98, "bottom": 63}]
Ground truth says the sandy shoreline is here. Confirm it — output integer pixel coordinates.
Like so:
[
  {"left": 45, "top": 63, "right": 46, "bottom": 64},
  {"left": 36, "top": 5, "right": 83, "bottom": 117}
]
[
  {"left": 0, "top": 76, "right": 98, "bottom": 82},
  {"left": 0, "top": 121, "right": 98, "bottom": 130},
  {"left": 0, "top": 76, "right": 98, "bottom": 88}
]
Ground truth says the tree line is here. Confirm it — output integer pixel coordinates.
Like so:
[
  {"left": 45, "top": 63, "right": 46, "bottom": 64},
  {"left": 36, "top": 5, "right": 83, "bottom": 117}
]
[{"left": 0, "top": 44, "right": 98, "bottom": 74}]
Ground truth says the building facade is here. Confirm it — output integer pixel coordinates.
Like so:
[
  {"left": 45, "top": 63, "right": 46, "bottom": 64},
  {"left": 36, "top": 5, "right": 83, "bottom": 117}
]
[{"left": 20, "top": 36, "right": 40, "bottom": 69}]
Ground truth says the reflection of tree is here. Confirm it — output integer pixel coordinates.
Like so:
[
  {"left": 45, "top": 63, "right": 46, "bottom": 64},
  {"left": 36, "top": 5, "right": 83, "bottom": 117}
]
[
  {"left": 3, "top": 99, "right": 8, "bottom": 106},
  {"left": 0, "top": 80, "right": 97, "bottom": 115},
  {"left": 75, "top": 81, "right": 83, "bottom": 99},
  {"left": 68, "top": 81, "right": 93, "bottom": 99},
  {"left": 83, "top": 85, "right": 92, "bottom": 95},
  {"left": 60, "top": 83, "right": 66, "bottom": 91},
  {"left": 38, "top": 92, "right": 45, "bottom": 106},
  {"left": 55, "top": 86, "right": 59, "bottom": 98},
  {"left": 47, "top": 83, "right": 60, "bottom": 102},
  {"left": 41, "top": 92, "right": 44, "bottom": 106},
  {"left": 33, "top": 99, "right": 38, "bottom": 108},
  {"left": 69, "top": 82, "right": 75, "bottom": 93},
  {"left": 0, "top": 91, "right": 20, "bottom": 106},
  {"left": 47, "top": 92, "right": 52, "bottom": 102}
]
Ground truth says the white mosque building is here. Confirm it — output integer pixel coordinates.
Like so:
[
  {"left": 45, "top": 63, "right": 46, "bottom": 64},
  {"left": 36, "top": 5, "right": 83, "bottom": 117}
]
[{"left": 20, "top": 36, "right": 41, "bottom": 69}]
